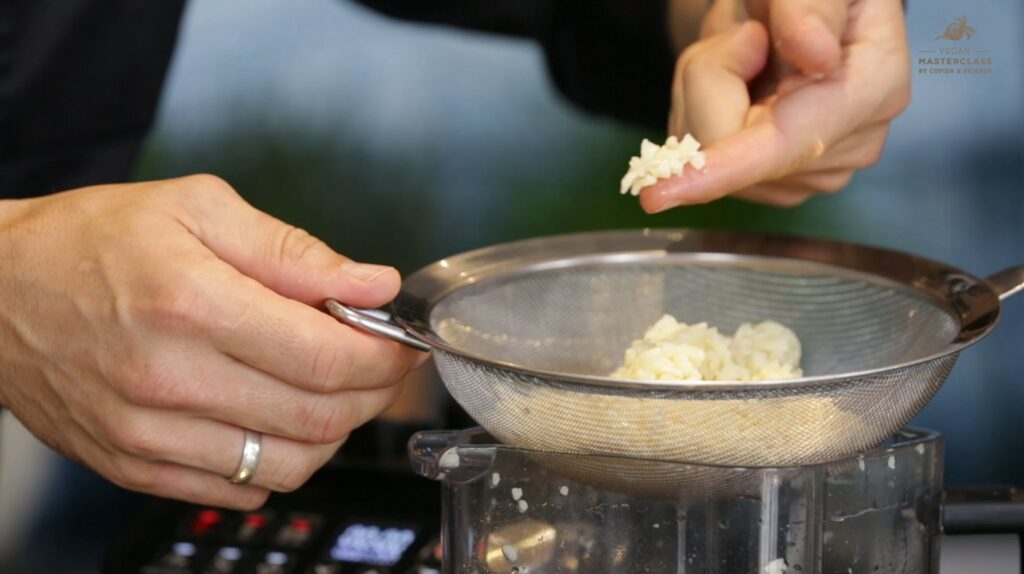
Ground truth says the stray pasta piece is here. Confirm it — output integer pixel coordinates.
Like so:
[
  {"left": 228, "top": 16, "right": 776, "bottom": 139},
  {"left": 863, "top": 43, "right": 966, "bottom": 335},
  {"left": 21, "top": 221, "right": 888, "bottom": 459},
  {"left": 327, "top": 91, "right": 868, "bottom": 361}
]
[{"left": 620, "top": 134, "right": 706, "bottom": 197}]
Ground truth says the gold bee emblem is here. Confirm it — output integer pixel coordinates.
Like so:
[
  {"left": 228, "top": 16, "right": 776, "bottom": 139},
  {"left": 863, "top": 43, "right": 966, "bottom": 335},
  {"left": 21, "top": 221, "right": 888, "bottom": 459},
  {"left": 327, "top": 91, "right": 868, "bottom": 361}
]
[{"left": 936, "top": 16, "right": 974, "bottom": 41}]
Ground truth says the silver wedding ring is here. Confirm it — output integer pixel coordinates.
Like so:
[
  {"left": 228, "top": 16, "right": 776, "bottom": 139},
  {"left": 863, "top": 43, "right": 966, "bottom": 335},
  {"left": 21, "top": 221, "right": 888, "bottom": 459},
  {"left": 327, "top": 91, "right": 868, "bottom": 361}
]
[{"left": 228, "top": 430, "right": 262, "bottom": 485}]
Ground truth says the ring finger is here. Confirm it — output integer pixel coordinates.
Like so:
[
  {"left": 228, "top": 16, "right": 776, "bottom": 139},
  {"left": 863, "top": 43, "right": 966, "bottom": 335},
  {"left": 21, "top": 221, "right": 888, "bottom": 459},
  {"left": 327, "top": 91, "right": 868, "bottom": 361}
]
[
  {"left": 106, "top": 410, "right": 344, "bottom": 493},
  {"left": 121, "top": 345, "right": 403, "bottom": 444}
]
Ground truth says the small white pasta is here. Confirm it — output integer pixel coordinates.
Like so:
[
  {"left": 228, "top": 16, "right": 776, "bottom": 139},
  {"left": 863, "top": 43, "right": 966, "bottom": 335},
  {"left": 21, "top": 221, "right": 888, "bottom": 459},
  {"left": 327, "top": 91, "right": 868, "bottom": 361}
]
[
  {"left": 620, "top": 134, "right": 706, "bottom": 197},
  {"left": 611, "top": 315, "right": 803, "bottom": 382}
]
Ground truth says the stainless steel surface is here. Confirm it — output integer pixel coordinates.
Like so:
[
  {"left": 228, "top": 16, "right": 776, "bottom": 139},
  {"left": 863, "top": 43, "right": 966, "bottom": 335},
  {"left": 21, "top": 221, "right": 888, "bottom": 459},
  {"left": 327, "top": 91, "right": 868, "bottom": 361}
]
[
  {"left": 324, "top": 299, "right": 431, "bottom": 352},
  {"left": 330, "top": 229, "right": 1023, "bottom": 466}
]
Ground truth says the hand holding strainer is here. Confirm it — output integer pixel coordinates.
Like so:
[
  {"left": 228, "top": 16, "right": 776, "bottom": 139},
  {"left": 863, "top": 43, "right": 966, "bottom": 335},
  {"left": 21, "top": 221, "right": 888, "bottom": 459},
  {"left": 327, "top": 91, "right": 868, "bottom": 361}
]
[{"left": 326, "top": 230, "right": 1022, "bottom": 467}]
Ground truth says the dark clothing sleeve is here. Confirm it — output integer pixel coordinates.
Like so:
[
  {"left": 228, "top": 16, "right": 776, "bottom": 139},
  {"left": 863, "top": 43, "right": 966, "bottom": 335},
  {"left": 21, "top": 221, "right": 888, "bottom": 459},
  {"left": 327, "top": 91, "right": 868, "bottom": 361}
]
[
  {"left": 352, "top": 0, "right": 676, "bottom": 130},
  {"left": 0, "top": 0, "right": 671, "bottom": 199},
  {"left": 0, "top": 1, "right": 185, "bottom": 199},
  {"left": 540, "top": 1, "right": 675, "bottom": 130}
]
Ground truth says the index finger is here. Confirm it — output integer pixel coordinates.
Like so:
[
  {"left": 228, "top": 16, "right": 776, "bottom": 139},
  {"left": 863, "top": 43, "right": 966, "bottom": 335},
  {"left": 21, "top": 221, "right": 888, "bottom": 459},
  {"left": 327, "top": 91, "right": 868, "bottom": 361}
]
[
  {"left": 187, "top": 255, "right": 424, "bottom": 392},
  {"left": 639, "top": 121, "right": 791, "bottom": 212},
  {"left": 640, "top": 72, "right": 863, "bottom": 212}
]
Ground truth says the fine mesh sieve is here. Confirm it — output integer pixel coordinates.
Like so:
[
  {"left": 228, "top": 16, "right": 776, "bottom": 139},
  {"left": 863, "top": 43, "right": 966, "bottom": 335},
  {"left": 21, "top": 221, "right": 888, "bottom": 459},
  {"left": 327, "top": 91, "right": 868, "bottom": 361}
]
[{"left": 327, "top": 229, "right": 1022, "bottom": 467}]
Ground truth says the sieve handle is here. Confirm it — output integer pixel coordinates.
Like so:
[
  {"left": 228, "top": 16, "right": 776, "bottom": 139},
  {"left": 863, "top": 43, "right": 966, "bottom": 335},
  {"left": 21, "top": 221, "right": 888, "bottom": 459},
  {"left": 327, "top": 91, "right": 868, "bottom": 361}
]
[
  {"left": 324, "top": 299, "right": 432, "bottom": 352},
  {"left": 985, "top": 265, "right": 1024, "bottom": 302}
]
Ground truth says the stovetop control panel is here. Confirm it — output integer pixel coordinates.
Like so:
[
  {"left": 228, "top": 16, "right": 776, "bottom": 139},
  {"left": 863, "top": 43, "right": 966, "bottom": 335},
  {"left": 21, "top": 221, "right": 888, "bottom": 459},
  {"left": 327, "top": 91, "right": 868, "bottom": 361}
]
[
  {"left": 142, "top": 509, "right": 439, "bottom": 574},
  {"left": 104, "top": 464, "right": 442, "bottom": 574}
]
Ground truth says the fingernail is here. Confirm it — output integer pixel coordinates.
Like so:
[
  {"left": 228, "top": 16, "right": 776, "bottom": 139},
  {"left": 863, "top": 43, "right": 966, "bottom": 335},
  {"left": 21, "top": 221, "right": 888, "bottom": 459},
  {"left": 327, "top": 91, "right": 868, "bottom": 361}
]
[{"left": 341, "top": 262, "right": 393, "bottom": 282}]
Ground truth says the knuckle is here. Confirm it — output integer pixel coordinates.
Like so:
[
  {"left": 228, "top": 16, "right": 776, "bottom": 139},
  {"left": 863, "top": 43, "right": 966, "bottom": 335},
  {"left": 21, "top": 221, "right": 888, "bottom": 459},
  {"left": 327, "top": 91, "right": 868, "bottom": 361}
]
[
  {"left": 105, "top": 457, "right": 133, "bottom": 488},
  {"left": 825, "top": 172, "right": 855, "bottom": 192},
  {"left": 302, "top": 397, "right": 352, "bottom": 444},
  {"left": 173, "top": 171, "right": 244, "bottom": 216},
  {"left": 380, "top": 383, "right": 405, "bottom": 414},
  {"left": 109, "top": 456, "right": 158, "bottom": 491},
  {"left": 681, "top": 53, "right": 708, "bottom": 85},
  {"left": 678, "top": 43, "right": 716, "bottom": 85},
  {"left": 851, "top": 146, "right": 885, "bottom": 169},
  {"left": 868, "top": 144, "right": 886, "bottom": 166},
  {"left": 144, "top": 275, "right": 208, "bottom": 332},
  {"left": 274, "top": 225, "right": 327, "bottom": 267},
  {"left": 233, "top": 489, "right": 270, "bottom": 511},
  {"left": 273, "top": 451, "right": 320, "bottom": 492},
  {"left": 208, "top": 288, "right": 256, "bottom": 333},
  {"left": 673, "top": 51, "right": 689, "bottom": 77},
  {"left": 780, "top": 193, "right": 812, "bottom": 207},
  {"left": 118, "top": 360, "right": 189, "bottom": 409},
  {"left": 386, "top": 349, "right": 418, "bottom": 385},
  {"left": 178, "top": 173, "right": 236, "bottom": 199},
  {"left": 306, "top": 342, "right": 351, "bottom": 392},
  {"left": 885, "top": 84, "right": 911, "bottom": 118},
  {"left": 108, "top": 414, "right": 164, "bottom": 458}
]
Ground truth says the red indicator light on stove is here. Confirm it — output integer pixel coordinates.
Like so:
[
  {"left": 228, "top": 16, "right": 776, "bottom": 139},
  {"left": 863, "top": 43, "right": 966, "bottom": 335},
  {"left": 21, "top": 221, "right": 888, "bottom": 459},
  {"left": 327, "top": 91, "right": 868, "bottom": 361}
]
[
  {"left": 290, "top": 518, "right": 312, "bottom": 533},
  {"left": 244, "top": 513, "right": 268, "bottom": 529},
  {"left": 198, "top": 509, "right": 222, "bottom": 525},
  {"left": 191, "top": 509, "right": 222, "bottom": 535}
]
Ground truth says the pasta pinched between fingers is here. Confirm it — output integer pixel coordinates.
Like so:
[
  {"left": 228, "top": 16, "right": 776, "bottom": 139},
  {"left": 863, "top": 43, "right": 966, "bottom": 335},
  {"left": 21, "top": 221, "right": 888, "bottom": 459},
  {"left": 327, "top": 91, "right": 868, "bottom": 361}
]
[{"left": 620, "top": 134, "right": 706, "bottom": 197}]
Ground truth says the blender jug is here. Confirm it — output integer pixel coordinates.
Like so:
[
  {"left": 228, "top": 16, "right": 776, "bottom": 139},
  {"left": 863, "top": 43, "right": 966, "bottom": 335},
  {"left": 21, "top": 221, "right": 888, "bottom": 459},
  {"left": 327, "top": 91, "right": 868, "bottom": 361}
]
[{"left": 409, "top": 428, "right": 943, "bottom": 574}]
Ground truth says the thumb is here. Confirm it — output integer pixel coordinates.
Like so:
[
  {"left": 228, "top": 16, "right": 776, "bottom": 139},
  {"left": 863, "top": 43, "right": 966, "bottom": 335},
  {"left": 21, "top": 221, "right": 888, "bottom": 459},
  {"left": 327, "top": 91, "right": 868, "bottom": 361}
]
[
  {"left": 770, "top": 0, "right": 847, "bottom": 76},
  {"left": 177, "top": 175, "right": 400, "bottom": 308}
]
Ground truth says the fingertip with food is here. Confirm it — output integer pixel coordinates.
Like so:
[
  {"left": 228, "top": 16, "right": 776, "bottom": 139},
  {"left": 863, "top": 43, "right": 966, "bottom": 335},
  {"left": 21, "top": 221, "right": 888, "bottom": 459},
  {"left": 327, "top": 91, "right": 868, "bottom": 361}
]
[{"left": 621, "top": 134, "right": 708, "bottom": 212}]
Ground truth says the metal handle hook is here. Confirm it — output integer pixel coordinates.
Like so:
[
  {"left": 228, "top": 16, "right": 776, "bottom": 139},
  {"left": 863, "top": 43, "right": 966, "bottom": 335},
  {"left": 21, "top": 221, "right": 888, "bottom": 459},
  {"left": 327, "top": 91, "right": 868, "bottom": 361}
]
[
  {"left": 985, "top": 265, "right": 1024, "bottom": 302},
  {"left": 324, "top": 299, "right": 432, "bottom": 352}
]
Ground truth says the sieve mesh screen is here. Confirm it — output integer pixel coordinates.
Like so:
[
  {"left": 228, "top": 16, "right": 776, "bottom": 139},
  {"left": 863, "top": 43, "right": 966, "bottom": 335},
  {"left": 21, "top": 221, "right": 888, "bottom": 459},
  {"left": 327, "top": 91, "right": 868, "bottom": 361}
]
[{"left": 432, "top": 263, "right": 959, "bottom": 377}]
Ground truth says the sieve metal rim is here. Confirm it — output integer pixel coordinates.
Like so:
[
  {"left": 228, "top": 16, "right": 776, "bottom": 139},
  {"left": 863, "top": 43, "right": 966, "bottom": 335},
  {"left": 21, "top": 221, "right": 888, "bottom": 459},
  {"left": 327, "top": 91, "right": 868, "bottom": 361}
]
[{"left": 388, "top": 229, "right": 1006, "bottom": 392}]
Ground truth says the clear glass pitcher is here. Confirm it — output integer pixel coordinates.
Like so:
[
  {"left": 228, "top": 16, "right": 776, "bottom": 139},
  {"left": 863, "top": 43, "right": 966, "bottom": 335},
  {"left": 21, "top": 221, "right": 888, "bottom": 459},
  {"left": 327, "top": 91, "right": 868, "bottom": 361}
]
[{"left": 409, "top": 428, "right": 943, "bottom": 574}]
